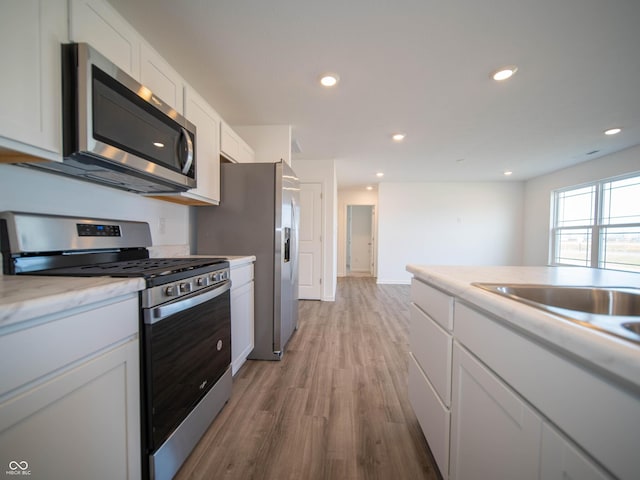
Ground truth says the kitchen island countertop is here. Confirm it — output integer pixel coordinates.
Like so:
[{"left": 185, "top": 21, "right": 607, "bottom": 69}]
[{"left": 406, "top": 265, "right": 640, "bottom": 389}]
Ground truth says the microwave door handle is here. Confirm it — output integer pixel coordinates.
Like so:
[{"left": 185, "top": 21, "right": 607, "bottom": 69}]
[{"left": 179, "top": 127, "right": 194, "bottom": 175}]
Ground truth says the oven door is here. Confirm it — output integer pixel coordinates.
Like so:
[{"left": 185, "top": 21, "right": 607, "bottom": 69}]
[{"left": 141, "top": 280, "right": 231, "bottom": 453}]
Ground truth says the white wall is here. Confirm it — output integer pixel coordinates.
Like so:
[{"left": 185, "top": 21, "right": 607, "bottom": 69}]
[
  {"left": 291, "top": 159, "right": 337, "bottom": 301},
  {"left": 0, "top": 164, "right": 191, "bottom": 248},
  {"left": 523, "top": 144, "right": 640, "bottom": 266},
  {"left": 377, "top": 182, "right": 524, "bottom": 284},
  {"left": 337, "top": 188, "right": 378, "bottom": 277},
  {"left": 235, "top": 125, "right": 292, "bottom": 165}
]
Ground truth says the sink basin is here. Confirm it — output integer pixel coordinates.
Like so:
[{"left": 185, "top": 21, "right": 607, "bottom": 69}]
[
  {"left": 623, "top": 322, "right": 640, "bottom": 334},
  {"left": 475, "top": 284, "right": 640, "bottom": 316},
  {"left": 473, "top": 283, "right": 640, "bottom": 344}
]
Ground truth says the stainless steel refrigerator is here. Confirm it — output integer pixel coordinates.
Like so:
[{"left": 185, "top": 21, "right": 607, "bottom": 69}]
[{"left": 196, "top": 161, "right": 299, "bottom": 360}]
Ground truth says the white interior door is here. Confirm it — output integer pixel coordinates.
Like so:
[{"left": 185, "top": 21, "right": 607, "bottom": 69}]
[
  {"left": 298, "top": 183, "right": 322, "bottom": 299},
  {"left": 348, "top": 205, "right": 373, "bottom": 273}
]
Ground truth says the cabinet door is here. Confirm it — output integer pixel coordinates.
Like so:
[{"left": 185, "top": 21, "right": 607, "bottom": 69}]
[
  {"left": 450, "top": 342, "right": 542, "bottom": 480},
  {"left": 183, "top": 87, "right": 221, "bottom": 204},
  {"left": 69, "top": 0, "right": 141, "bottom": 78},
  {"left": 0, "top": 0, "right": 66, "bottom": 159},
  {"left": 140, "top": 42, "right": 184, "bottom": 114},
  {"left": 220, "top": 122, "right": 240, "bottom": 161},
  {"left": 541, "top": 423, "right": 612, "bottom": 480},
  {"left": 220, "top": 122, "right": 254, "bottom": 163},
  {"left": 231, "top": 281, "right": 254, "bottom": 375},
  {"left": 0, "top": 339, "right": 140, "bottom": 480},
  {"left": 238, "top": 141, "right": 255, "bottom": 163}
]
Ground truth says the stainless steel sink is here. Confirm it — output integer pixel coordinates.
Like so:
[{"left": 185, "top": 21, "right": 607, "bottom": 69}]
[
  {"left": 473, "top": 283, "right": 640, "bottom": 345},
  {"left": 623, "top": 322, "right": 640, "bottom": 334}
]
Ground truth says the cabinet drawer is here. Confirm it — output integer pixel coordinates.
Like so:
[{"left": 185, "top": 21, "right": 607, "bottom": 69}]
[
  {"left": 408, "top": 353, "right": 450, "bottom": 478},
  {"left": 455, "top": 302, "right": 639, "bottom": 480},
  {"left": 0, "top": 295, "right": 138, "bottom": 396},
  {"left": 411, "top": 279, "right": 453, "bottom": 331},
  {"left": 410, "top": 303, "right": 452, "bottom": 406},
  {"left": 230, "top": 263, "right": 254, "bottom": 289}
]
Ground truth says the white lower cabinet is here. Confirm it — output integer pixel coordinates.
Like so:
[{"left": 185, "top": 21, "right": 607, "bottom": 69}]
[
  {"left": 409, "top": 278, "right": 620, "bottom": 480},
  {"left": 230, "top": 261, "right": 255, "bottom": 375},
  {"left": 450, "top": 342, "right": 612, "bottom": 480},
  {"left": 450, "top": 342, "right": 542, "bottom": 480},
  {"left": 0, "top": 295, "right": 141, "bottom": 480},
  {"left": 541, "top": 423, "right": 610, "bottom": 480},
  {"left": 408, "top": 353, "right": 450, "bottom": 477}
]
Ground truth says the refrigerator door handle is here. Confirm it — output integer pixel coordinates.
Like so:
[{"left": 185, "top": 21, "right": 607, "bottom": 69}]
[{"left": 284, "top": 227, "right": 291, "bottom": 263}]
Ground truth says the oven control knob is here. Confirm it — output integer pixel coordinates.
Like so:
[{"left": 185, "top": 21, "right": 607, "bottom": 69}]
[
  {"left": 196, "top": 277, "right": 209, "bottom": 287},
  {"left": 165, "top": 285, "right": 177, "bottom": 297},
  {"left": 179, "top": 282, "right": 193, "bottom": 293},
  {"left": 210, "top": 273, "right": 218, "bottom": 282}
]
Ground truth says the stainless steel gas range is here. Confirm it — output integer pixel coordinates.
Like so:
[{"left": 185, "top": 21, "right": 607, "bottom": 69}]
[{"left": 0, "top": 211, "right": 232, "bottom": 480}]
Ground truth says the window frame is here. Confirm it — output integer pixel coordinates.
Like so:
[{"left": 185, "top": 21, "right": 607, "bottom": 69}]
[{"left": 550, "top": 172, "right": 640, "bottom": 272}]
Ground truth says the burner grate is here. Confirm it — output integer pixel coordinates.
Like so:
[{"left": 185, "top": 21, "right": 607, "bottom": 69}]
[{"left": 35, "top": 257, "right": 227, "bottom": 282}]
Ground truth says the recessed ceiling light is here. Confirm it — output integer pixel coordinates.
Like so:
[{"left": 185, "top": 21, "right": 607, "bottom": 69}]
[
  {"left": 376, "top": 172, "right": 384, "bottom": 177},
  {"left": 491, "top": 66, "right": 518, "bottom": 81},
  {"left": 392, "top": 133, "right": 406, "bottom": 142},
  {"left": 504, "top": 170, "right": 513, "bottom": 176},
  {"left": 604, "top": 127, "right": 622, "bottom": 135},
  {"left": 366, "top": 186, "right": 373, "bottom": 191},
  {"left": 319, "top": 74, "right": 339, "bottom": 87}
]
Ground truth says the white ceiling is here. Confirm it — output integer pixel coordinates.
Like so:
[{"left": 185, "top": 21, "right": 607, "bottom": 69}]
[{"left": 107, "top": 0, "right": 640, "bottom": 187}]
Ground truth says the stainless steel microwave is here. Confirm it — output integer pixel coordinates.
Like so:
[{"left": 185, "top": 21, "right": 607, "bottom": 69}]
[{"left": 23, "top": 43, "right": 196, "bottom": 194}]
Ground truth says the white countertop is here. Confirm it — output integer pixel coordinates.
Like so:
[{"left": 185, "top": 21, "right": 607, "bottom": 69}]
[
  {"left": 0, "top": 255, "right": 255, "bottom": 331},
  {"left": 406, "top": 265, "right": 640, "bottom": 389},
  {"left": 0, "top": 275, "right": 145, "bottom": 330}
]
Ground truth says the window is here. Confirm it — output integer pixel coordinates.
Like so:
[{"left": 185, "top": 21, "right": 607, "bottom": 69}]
[{"left": 551, "top": 173, "right": 640, "bottom": 272}]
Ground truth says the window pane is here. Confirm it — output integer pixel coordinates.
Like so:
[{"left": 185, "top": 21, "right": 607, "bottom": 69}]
[
  {"left": 556, "top": 186, "right": 595, "bottom": 227},
  {"left": 601, "top": 177, "right": 640, "bottom": 224},
  {"left": 600, "top": 226, "right": 640, "bottom": 272},
  {"left": 555, "top": 228, "right": 592, "bottom": 266}
]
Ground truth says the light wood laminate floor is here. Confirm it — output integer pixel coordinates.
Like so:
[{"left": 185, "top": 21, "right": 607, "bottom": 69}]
[{"left": 175, "top": 277, "right": 439, "bottom": 480}]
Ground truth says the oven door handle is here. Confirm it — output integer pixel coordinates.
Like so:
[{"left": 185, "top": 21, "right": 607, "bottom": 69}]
[{"left": 144, "top": 280, "right": 231, "bottom": 325}]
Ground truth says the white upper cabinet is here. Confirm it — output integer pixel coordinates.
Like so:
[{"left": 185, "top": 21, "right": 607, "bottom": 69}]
[
  {"left": 148, "top": 86, "right": 221, "bottom": 205},
  {"left": 182, "top": 86, "right": 221, "bottom": 204},
  {"left": 68, "top": 0, "right": 141, "bottom": 78},
  {"left": 0, "top": 0, "right": 67, "bottom": 161},
  {"left": 220, "top": 122, "right": 255, "bottom": 163},
  {"left": 140, "top": 42, "right": 184, "bottom": 114}
]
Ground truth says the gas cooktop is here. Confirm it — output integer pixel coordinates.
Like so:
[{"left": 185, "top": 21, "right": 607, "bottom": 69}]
[{"left": 31, "top": 257, "right": 227, "bottom": 279}]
